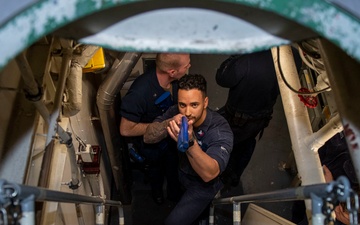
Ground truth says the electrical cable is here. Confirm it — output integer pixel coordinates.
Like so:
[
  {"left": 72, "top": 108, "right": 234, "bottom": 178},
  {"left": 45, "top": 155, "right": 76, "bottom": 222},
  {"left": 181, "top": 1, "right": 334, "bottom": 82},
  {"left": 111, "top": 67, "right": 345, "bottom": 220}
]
[
  {"left": 299, "top": 41, "right": 325, "bottom": 71},
  {"left": 299, "top": 47, "right": 320, "bottom": 73},
  {"left": 298, "top": 41, "right": 321, "bottom": 59},
  {"left": 276, "top": 47, "right": 331, "bottom": 96},
  {"left": 69, "top": 117, "right": 87, "bottom": 149}
]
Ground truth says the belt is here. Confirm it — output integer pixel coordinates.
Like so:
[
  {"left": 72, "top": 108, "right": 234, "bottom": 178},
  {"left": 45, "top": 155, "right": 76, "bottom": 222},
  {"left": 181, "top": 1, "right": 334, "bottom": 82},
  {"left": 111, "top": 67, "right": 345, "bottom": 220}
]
[
  {"left": 225, "top": 104, "right": 272, "bottom": 120},
  {"left": 224, "top": 105, "right": 273, "bottom": 129},
  {"left": 181, "top": 169, "right": 219, "bottom": 185}
]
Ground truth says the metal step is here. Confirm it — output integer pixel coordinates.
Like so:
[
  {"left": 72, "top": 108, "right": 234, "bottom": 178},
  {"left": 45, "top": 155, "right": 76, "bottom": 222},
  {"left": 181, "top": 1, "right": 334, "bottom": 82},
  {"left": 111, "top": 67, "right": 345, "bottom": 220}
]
[{"left": 242, "top": 203, "right": 295, "bottom": 225}]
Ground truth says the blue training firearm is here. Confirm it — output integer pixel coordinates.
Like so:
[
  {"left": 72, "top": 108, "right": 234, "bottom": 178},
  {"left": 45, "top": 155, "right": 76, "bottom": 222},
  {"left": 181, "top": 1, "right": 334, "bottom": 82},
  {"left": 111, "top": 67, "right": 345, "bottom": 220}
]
[{"left": 177, "top": 116, "right": 189, "bottom": 152}]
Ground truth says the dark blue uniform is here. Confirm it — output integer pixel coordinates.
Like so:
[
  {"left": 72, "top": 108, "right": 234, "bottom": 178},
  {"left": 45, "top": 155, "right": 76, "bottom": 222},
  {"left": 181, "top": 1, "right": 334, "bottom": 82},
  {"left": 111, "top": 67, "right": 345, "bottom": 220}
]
[
  {"left": 120, "top": 68, "right": 181, "bottom": 202},
  {"left": 121, "top": 69, "right": 178, "bottom": 123},
  {"left": 292, "top": 132, "right": 358, "bottom": 225},
  {"left": 154, "top": 106, "right": 233, "bottom": 225},
  {"left": 216, "top": 49, "right": 302, "bottom": 186},
  {"left": 319, "top": 132, "right": 358, "bottom": 188}
]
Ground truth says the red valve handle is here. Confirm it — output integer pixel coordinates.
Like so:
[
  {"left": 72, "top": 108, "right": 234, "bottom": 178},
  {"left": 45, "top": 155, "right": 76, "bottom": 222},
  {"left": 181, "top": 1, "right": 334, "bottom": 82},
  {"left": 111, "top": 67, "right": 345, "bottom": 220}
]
[{"left": 298, "top": 88, "right": 318, "bottom": 108}]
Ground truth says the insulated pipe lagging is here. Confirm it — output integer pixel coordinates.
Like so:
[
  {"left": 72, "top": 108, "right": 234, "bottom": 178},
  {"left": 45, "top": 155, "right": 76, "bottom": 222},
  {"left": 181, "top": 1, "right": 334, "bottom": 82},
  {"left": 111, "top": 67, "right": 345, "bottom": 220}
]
[
  {"left": 62, "top": 65, "right": 83, "bottom": 117},
  {"left": 63, "top": 45, "right": 99, "bottom": 117}
]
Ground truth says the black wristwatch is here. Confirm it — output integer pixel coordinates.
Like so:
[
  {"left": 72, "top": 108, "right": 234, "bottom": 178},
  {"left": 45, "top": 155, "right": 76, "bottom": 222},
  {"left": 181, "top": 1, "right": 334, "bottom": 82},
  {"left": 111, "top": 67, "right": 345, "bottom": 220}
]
[{"left": 188, "top": 138, "right": 195, "bottom": 148}]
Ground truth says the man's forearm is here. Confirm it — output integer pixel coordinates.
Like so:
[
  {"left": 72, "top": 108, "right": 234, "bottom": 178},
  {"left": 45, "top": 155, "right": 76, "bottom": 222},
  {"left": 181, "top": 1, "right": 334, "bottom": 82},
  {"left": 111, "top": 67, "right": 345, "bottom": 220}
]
[
  {"left": 120, "top": 118, "right": 149, "bottom": 136},
  {"left": 143, "top": 120, "right": 169, "bottom": 143},
  {"left": 186, "top": 143, "right": 220, "bottom": 182}
]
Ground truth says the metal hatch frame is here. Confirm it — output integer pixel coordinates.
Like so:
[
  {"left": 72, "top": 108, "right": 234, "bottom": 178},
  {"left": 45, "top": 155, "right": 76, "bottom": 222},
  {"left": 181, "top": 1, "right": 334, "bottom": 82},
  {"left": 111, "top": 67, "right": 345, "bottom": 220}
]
[
  {"left": 0, "top": 1, "right": 360, "bottom": 222},
  {"left": 0, "top": 0, "right": 360, "bottom": 70}
]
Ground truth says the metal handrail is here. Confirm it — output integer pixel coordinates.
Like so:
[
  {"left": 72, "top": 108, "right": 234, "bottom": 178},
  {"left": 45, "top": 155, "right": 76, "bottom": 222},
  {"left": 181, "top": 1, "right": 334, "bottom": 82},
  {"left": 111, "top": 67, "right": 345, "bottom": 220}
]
[
  {"left": 0, "top": 179, "right": 124, "bottom": 225},
  {"left": 210, "top": 176, "right": 358, "bottom": 225}
]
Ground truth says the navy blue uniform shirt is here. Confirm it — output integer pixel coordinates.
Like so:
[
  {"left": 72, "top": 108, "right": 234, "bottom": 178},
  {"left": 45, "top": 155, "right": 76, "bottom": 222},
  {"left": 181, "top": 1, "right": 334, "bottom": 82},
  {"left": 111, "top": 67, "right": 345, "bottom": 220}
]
[
  {"left": 120, "top": 68, "right": 178, "bottom": 155},
  {"left": 120, "top": 68, "right": 178, "bottom": 123},
  {"left": 155, "top": 106, "right": 233, "bottom": 178}
]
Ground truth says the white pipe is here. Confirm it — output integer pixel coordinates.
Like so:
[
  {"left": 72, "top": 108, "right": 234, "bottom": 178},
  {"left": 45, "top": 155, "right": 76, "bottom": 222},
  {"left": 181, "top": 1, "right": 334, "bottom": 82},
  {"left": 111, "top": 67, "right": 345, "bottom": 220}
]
[
  {"left": 233, "top": 202, "right": 241, "bottom": 225},
  {"left": 305, "top": 113, "right": 343, "bottom": 152},
  {"left": 46, "top": 47, "right": 72, "bottom": 146},
  {"left": 19, "top": 195, "right": 35, "bottom": 225},
  {"left": 75, "top": 203, "right": 86, "bottom": 225},
  {"left": 271, "top": 46, "right": 325, "bottom": 222},
  {"left": 95, "top": 205, "right": 104, "bottom": 225},
  {"left": 271, "top": 45, "right": 324, "bottom": 185}
]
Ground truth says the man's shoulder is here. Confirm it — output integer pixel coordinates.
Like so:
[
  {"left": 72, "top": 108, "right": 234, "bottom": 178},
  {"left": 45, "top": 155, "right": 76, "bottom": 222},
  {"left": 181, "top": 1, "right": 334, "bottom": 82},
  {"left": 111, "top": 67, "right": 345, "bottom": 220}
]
[
  {"left": 200, "top": 110, "right": 233, "bottom": 150},
  {"left": 210, "top": 110, "right": 232, "bottom": 134},
  {"left": 154, "top": 105, "right": 179, "bottom": 122},
  {"left": 201, "top": 109, "right": 232, "bottom": 134},
  {"left": 208, "top": 109, "right": 228, "bottom": 124},
  {"left": 132, "top": 69, "right": 156, "bottom": 86}
]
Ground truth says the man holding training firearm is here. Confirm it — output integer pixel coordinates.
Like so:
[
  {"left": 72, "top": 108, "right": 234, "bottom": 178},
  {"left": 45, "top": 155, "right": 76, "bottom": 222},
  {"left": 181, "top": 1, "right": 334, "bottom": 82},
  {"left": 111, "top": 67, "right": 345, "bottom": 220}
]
[{"left": 144, "top": 74, "right": 233, "bottom": 225}]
